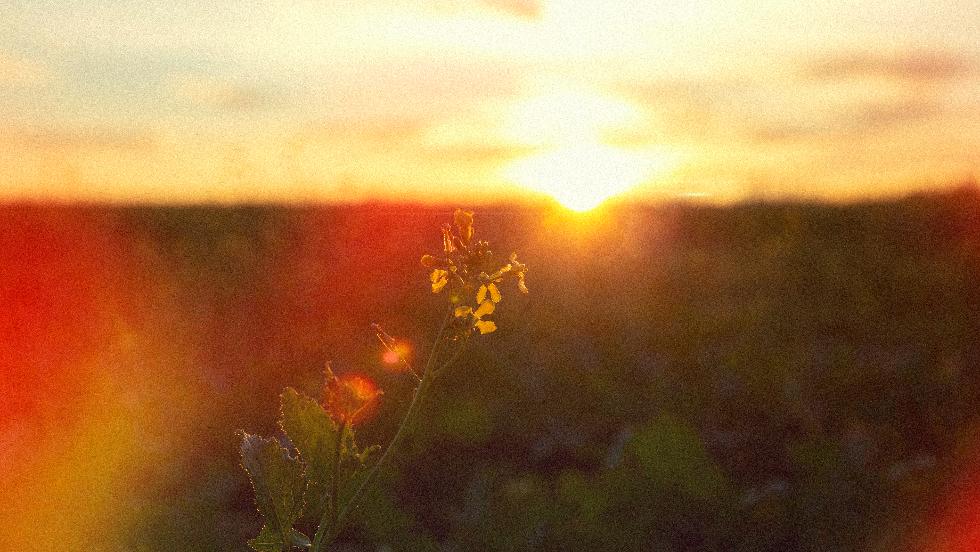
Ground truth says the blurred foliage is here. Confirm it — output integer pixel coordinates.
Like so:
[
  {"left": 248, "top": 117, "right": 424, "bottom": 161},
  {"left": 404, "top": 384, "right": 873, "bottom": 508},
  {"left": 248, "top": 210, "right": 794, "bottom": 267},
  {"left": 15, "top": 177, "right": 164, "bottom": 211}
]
[{"left": 11, "top": 187, "right": 980, "bottom": 550}]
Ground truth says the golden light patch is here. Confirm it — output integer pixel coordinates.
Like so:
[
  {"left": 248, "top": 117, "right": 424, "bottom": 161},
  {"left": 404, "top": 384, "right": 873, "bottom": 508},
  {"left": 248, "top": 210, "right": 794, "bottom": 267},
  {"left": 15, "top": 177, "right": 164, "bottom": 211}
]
[
  {"left": 504, "top": 142, "right": 673, "bottom": 211},
  {"left": 499, "top": 83, "right": 675, "bottom": 211}
]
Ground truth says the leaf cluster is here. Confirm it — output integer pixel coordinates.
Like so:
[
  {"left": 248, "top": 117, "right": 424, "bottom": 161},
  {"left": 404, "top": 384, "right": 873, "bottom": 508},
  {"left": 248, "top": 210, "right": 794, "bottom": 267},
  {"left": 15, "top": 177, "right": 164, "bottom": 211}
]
[{"left": 239, "top": 388, "right": 379, "bottom": 551}]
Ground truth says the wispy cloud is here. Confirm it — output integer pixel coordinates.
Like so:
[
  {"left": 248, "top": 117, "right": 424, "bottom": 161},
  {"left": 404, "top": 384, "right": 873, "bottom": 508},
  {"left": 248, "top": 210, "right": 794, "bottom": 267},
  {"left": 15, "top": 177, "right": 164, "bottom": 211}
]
[
  {"left": 0, "top": 51, "right": 50, "bottom": 86},
  {"left": 293, "top": 117, "right": 432, "bottom": 148},
  {"left": 806, "top": 50, "right": 974, "bottom": 83},
  {"left": 168, "top": 74, "right": 271, "bottom": 111},
  {"left": 749, "top": 98, "right": 945, "bottom": 144},
  {"left": 422, "top": 142, "right": 538, "bottom": 164},
  {"left": 612, "top": 77, "right": 754, "bottom": 144},
  {"left": 2, "top": 126, "right": 155, "bottom": 152},
  {"left": 481, "top": 0, "right": 543, "bottom": 20}
]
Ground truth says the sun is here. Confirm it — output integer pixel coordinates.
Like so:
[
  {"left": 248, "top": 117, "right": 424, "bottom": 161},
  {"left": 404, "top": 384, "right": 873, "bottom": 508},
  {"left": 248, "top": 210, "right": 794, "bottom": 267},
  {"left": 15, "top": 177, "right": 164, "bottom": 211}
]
[
  {"left": 504, "top": 142, "right": 664, "bottom": 211},
  {"left": 499, "top": 83, "right": 674, "bottom": 211}
]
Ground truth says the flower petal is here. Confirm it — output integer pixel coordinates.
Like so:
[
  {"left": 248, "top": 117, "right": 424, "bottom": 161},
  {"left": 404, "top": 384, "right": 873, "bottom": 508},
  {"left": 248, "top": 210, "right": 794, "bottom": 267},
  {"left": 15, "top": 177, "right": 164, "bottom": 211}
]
[
  {"left": 474, "top": 300, "right": 495, "bottom": 319},
  {"left": 454, "top": 209, "right": 474, "bottom": 244},
  {"left": 431, "top": 269, "right": 449, "bottom": 293},
  {"left": 474, "top": 320, "right": 497, "bottom": 334}
]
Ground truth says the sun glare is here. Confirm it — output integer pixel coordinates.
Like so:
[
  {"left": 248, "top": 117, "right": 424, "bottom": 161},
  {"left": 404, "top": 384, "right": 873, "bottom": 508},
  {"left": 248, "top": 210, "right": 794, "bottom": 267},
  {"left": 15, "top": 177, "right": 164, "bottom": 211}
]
[
  {"left": 505, "top": 142, "right": 665, "bottom": 211},
  {"left": 500, "top": 83, "right": 673, "bottom": 211}
]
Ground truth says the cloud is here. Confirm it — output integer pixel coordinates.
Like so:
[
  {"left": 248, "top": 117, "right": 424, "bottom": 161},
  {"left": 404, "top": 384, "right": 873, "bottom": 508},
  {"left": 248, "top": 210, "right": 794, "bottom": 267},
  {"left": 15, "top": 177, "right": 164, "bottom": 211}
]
[
  {"left": 2, "top": 126, "right": 155, "bottom": 152},
  {"left": 806, "top": 50, "right": 974, "bottom": 82},
  {"left": 295, "top": 117, "right": 432, "bottom": 147},
  {"left": 749, "top": 98, "right": 944, "bottom": 144},
  {"left": 422, "top": 142, "right": 538, "bottom": 164},
  {"left": 481, "top": 0, "right": 543, "bottom": 20},
  {"left": 0, "top": 52, "right": 50, "bottom": 86},
  {"left": 168, "top": 74, "right": 271, "bottom": 111},
  {"left": 612, "top": 77, "right": 752, "bottom": 144},
  {"left": 852, "top": 98, "right": 942, "bottom": 128}
]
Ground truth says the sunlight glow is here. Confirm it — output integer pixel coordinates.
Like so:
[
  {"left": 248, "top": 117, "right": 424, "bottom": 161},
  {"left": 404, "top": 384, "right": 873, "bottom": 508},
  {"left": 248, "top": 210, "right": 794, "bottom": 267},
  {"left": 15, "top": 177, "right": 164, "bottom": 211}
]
[
  {"left": 501, "top": 84, "right": 642, "bottom": 146},
  {"left": 505, "top": 142, "right": 670, "bottom": 211},
  {"left": 500, "top": 83, "right": 674, "bottom": 211}
]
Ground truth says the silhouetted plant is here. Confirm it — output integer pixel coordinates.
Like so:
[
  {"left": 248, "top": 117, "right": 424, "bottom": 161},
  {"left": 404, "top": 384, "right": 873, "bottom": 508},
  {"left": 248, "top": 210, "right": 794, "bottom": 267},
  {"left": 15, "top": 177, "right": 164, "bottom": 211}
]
[{"left": 238, "top": 209, "right": 528, "bottom": 551}]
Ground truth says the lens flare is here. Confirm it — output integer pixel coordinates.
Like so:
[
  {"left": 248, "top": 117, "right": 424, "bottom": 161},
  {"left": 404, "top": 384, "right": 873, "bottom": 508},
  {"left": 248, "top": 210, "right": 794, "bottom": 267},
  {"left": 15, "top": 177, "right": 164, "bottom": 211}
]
[
  {"left": 325, "top": 373, "right": 382, "bottom": 426},
  {"left": 381, "top": 341, "right": 411, "bottom": 369}
]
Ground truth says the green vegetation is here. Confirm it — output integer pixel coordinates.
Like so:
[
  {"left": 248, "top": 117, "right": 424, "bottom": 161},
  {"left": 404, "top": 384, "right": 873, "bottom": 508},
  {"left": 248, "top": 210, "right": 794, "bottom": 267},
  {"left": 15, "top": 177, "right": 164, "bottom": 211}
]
[
  {"left": 12, "top": 188, "right": 976, "bottom": 550},
  {"left": 237, "top": 209, "right": 529, "bottom": 550}
]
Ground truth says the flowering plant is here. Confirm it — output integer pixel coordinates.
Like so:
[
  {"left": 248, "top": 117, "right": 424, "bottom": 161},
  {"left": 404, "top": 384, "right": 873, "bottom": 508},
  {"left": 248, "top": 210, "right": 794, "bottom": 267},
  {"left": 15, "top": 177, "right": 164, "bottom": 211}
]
[{"left": 239, "top": 209, "right": 528, "bottom": 551}]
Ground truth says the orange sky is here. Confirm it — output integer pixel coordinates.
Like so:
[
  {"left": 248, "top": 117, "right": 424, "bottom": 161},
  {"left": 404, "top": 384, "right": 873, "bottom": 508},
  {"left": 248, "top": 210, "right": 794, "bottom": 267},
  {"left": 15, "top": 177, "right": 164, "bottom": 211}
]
[{"left": 1, "top": 1, "right": 978, "bottom": 206}]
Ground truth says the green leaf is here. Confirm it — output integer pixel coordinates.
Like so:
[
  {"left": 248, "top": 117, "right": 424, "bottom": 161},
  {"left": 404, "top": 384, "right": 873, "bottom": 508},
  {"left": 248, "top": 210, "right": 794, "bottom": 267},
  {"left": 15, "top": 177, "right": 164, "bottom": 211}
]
[
  {"left": 248, "top": 526, "right": 283, "bottom": 552},
  {"left": 240, "top": 432, "right": 306, "bottom": 548},
  {"left": 336, "top": 427, "right": 382, "bottom": 506},
  {"left": 279, "top": 388, "right": 339, "bottom": 523},
  {"left": 289, "top": 530, "right": 312, "bottom": 549},
  {"left": 248, "top": 526, "right": 312, "bottom": 552}
]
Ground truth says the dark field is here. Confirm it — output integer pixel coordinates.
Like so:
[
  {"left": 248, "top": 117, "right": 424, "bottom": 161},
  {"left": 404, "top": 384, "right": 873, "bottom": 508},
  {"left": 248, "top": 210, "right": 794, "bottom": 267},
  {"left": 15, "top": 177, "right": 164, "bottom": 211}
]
[{"left": 4, "top": 190, "right": 980, "bottom": 551}]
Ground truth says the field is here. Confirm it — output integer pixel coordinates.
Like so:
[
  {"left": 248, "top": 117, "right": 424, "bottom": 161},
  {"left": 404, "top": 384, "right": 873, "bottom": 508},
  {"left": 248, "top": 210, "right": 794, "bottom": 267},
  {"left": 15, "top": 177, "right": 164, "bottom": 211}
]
[{"left": 3, "top": 189, "right": 980, "bottom": 550}]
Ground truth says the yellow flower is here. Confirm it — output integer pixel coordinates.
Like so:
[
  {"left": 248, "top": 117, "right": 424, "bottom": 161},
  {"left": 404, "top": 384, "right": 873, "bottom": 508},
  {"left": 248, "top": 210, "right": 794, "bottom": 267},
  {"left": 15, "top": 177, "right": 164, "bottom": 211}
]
[
  {"left": 477, "top": 282, "right": 501, "bottom": 304},
  {"left": 421, "top": 209, "right": 527, "bottom": 308},
  {"left": 453, "top": 299, "right": 497, "bottom": 334},
  {"left": 474, "top": 320, "right": 497, "bottom": 334},
  {"left": 431, "top": 269, "right": 449, "bottom": 293}
]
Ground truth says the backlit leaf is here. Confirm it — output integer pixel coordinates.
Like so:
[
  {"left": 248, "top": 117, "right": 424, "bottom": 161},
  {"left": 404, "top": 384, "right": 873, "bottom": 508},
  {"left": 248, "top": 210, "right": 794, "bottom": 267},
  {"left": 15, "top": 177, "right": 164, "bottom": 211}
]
[
  {"left": 240, "top": 433, "right": 306, "bottom": 549},
  {"left": 279, "top": 388, "right": 338, "bottom": 524},
  {"left": 248, "top": 526, "right": 312, "bottom": 552},
  {"left": 248, "top": 525, "right": 283, "bottom": 552}
]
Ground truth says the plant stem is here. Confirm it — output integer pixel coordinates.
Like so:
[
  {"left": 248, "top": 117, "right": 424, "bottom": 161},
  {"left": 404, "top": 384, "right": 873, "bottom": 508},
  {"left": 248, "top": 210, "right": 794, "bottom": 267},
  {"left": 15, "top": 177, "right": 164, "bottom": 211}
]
[
  {"left": 434, "top": 335, "right": 470, "bottom": 379},
  {"left": 313, "top": 311, "right": 453, "bottom": 551},
  {"left": 329, "top": 420, "right": 348, "bottom": 532},
  {"left": 310, "top": 417, "right": 348, "bottom": 552}
]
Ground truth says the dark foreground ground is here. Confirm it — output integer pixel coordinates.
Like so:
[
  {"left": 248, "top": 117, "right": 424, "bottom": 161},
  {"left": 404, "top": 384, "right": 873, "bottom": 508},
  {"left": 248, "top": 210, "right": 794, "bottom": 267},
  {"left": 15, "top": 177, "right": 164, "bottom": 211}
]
[{"left": 3, "top": 189, "right": 980, "bottom": 551}]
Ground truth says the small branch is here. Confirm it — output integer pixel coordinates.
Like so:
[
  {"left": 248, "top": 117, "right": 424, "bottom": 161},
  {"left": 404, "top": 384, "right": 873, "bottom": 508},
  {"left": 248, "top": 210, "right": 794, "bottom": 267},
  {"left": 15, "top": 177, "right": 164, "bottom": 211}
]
[
  {"left": 318, "top": 309, "right": 454, "bottom": 548},
  {"left": 311, "top": 418, "right": 348, "bottom": 552}
]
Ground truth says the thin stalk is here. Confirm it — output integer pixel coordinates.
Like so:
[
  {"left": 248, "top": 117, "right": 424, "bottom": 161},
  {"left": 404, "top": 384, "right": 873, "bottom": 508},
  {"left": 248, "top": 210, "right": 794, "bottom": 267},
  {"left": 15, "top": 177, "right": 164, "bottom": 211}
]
[
  {"left": 432, "top": 335, "right": 471, "bottom": 379},
  {"left": 310, "top": 417, "right": 348, "bottom": 552},
  {"left": 329, "top": 419, "right": 348, "bottom": 532},
  {"left": 313, "top": 311, "right": 453, "bottom": 551}
]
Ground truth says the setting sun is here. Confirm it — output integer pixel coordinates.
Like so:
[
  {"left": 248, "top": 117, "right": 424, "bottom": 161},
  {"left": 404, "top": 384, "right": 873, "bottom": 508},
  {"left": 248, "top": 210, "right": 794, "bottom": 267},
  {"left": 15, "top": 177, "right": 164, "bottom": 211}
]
[
  {"left": 504, "top": 142, "right": 671, "bottom": 211},
  {"left": 500, "top": 83, "right": 675, "bottom": 210}
]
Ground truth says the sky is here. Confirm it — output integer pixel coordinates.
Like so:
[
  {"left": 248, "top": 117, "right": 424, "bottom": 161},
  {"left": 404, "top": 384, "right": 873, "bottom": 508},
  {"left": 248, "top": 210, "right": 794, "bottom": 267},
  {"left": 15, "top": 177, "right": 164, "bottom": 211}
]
[{"left": 1, "top": 0, "right": 979, "bottom": 206}]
